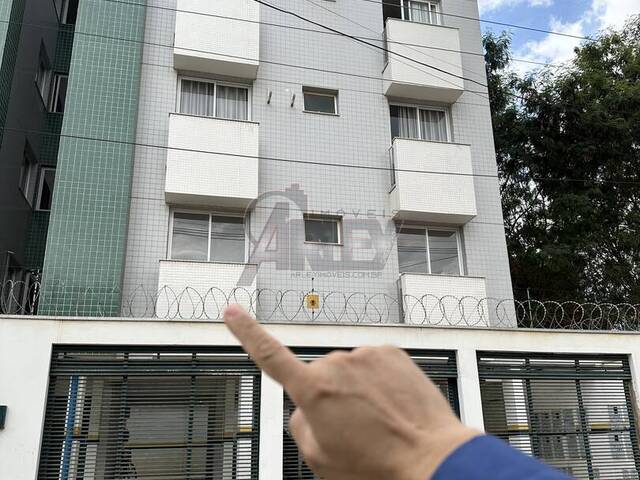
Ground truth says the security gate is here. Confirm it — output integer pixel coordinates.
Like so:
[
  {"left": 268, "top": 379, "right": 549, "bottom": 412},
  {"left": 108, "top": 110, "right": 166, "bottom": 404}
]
[
  {"left": 283, "top": 349, "right": 459, "bottom": 480},
  {"left": 37, "top": 346, "right": 261, "bottom": 480},
  {"left": 478, "top": 352, "right": 640, "bottom": 479}
]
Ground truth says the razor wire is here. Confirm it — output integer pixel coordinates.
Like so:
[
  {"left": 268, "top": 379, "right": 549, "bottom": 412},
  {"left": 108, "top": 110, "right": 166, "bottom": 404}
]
[{"left": 1, "top": 280, "right": 639, "bottom": 331}]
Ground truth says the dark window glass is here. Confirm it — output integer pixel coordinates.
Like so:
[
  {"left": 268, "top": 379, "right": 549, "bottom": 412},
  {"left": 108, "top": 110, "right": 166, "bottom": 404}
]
[
  {"left": 210, "top": 216, "right": 245, "bottom": 262},
  {"left": 64, "top": 0, "right": 79, "bottom": 24},
  {"left": 304, "top": 218, "right": 340, "bottom": 244},
  {"left": 397, "top": 227, "right": 428, "bottom": 273},
  {"left": 428, "top": 229, "right": 460, "bottom": 275},
  {"left": 390, "top": 105, "right": 418, "bottom": 139},
  {"left": 37, "top": 169, "right": 56, "bottom": 211},
  {"left": 51, "top": 75, "right": 68, "bottom": 113},
  {"left": 303, "top": 92, "right": 337, "bottom": 114},
  {"left": 171, "top": 213, "right": 209, "bottom": 261}
]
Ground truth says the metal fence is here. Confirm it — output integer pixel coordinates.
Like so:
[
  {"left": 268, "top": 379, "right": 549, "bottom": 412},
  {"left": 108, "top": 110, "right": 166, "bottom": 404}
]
[{"left": 1, "top": 280, "right": 639, "bottom": 331}]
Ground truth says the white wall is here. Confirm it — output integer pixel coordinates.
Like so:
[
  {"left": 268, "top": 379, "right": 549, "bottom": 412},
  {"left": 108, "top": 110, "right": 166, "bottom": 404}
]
[
  {"left": 165, "top": 114, "right": 260, "bottom": 208},
  {"left": 383, "top": 19, "right": 464, "bottom": 102},
  {"left": 391, "top": 138, "right": 477, "bottom": 224},
  {"left": 174, "top": 0, "right": 259, "bottom": 78},
  {"left": 1, "top": 316, "right": 640, "bottom": 480}
]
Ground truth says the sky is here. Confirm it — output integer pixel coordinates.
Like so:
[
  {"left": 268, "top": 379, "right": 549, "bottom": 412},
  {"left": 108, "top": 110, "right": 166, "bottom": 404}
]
[{"left": 477, "top": 0, "right": 639, "bottom": 73}]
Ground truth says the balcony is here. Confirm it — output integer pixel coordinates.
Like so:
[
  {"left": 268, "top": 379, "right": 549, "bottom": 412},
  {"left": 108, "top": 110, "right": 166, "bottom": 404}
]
[
  {"left": 400, "top": 272, "right": 488, "bottom": 326},
  {"left": 165, "top": 113, "right": 259, "bottom": 209},
  {"left": 383, "top": 18, "right": 463, "bottom": 103},
  {"left": 156, "top": 260, "right": 257, "bottom": 318},
  {"left": 389, "top": 138, "right": 477, "bottom": 223},
  {"left": 174, "top": 0, "right": 259, "bottom": 79}
]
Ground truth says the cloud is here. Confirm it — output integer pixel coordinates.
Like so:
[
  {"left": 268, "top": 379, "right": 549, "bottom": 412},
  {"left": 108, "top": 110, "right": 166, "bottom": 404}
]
[
  {"left": 512, "top": 0, "right": 638, "bottom": 73},
  {"left": 478, "top": 0, "right": 553, "bottom": 14}
]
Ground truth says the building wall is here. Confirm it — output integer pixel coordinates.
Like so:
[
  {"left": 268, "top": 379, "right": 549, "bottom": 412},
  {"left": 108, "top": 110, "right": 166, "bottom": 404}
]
[
  {"left": 0, "top": 316, "right": 639, "bottom": 480},
  {"left": 39, "top": 0, "right": 147, "bottom": 315},
  {"left": 122, "top": 0, "right": 514, "bottom": 316},
  {"left": 0, "top": 0, "right": 58, "bottom": 271}
]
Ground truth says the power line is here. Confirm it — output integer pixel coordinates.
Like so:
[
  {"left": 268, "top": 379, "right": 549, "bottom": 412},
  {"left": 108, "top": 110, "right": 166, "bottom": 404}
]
[
  {"left": 3, "top": 126, "right": 639, "bottom": 186},
  {"left": 101, "top": 0, "right": 592, "bottom": 42},
  {"left": 252, "top": 0, "right": 489, "bottom": 89},
  {"left": 94, "top": 0, "right": 566, "bottom": 69},
  {"left": 354, "top": 0, "right": 592, "bottom": 40}
]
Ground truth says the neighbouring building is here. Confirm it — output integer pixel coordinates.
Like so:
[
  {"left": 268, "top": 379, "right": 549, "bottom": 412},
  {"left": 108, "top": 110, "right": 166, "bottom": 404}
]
[{"left": 0, "top": 1, "right": 639, "bottom": 479}]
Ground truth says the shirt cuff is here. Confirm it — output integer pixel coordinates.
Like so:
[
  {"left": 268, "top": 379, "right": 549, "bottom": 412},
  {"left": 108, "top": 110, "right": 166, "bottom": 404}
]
[{"left": 432, "top": 435, "right": 573, "bottom": 480}]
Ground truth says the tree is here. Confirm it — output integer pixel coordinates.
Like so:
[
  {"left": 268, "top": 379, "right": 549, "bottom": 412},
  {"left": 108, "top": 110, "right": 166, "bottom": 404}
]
[{"left": 484, "top": 17, "right": 640, "bottom": 303}]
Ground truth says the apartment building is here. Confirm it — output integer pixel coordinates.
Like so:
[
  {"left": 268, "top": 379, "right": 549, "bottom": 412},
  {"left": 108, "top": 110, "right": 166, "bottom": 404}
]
[{"left": 1, "top": 1, "right": 639, "bottom": 479}]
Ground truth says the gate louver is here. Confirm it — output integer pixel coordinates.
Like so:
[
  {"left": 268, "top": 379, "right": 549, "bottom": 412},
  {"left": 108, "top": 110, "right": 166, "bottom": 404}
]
[
  {"left": 283, "top": 349, "right": 459, "bottom": 480},
  {"left": 478, "top": 352, "right": 640, "bottom": 480},
  {"left": 38, "top": 346, "right": 261, "bottom": 480}
]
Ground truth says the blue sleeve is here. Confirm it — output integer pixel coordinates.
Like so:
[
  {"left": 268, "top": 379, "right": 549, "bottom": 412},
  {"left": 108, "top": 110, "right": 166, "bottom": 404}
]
[{"left": 432, "top": 435, "right": 573, "bottom": 480}]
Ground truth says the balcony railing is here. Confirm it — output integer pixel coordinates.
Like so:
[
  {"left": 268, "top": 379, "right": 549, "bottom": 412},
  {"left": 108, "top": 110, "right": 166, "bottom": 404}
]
[{"left": 2, "top": 280, "right": 639, "bottom": 332}]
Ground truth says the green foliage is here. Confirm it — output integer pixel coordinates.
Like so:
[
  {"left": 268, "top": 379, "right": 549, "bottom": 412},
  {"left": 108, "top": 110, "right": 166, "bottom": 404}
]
[{"left": 484, "top": 17, "right": 640, "bottom": 303}]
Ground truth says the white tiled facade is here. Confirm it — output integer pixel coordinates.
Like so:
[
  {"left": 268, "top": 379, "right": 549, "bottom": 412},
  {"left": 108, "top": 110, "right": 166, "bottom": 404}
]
[{"left": 122, "top": 0, "right": 514, "bottom": 324}]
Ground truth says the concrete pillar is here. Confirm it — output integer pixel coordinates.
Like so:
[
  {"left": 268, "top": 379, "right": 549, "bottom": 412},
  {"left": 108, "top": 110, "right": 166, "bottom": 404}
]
[
  {"left": 259, "top": 373, "right": 283, "bottom": 480},
  {"left": 456, "top": 348, "right": 485, "bottom": 431}
]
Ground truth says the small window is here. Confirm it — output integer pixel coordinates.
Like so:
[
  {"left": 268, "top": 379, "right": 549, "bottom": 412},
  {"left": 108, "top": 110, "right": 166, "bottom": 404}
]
[
  {"left": 179, "top": 78, "right": 249, "bottom": 121},
  {"left": 171, "top": 212, "right": 246, "bottom": 263},
  {"left": 35, "top": 44, "right": 52, "bottom": 102},
  {"left": 397, "top": 226, "right": 462, "bottom": 275},
  {"left": 390, "top": 104, "right": 449, "bottom": 142},
  {"left": 19, "top": 144, "right": 37, "bottom": 204},
  {"left": 36, "top": 167, "right": 56, "bottom": 211},
  {"left": 304, "top": 215, "right": 341, "bottom": 244},
  {"left": 49, "top": 74, "right": 68, "bottom": 113},
  {"left": 303, "top": 88, "right": 338, "bottom": 115},
  {"left": 59, "top": 0, "right": 79, "bottom": 24},
  {"left": 405, "top": 0, "right": 441, "bottom": 25}
]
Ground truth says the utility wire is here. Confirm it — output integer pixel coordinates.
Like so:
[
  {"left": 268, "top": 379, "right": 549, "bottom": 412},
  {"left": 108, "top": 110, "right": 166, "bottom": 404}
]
[
  {"left": 3, "top": 126, "right": 639, "bottom": 186},
  {"left": 102, "top": 0, "right": 592, "bottom": 41},
  {"left": 251, "top": 0, "right": 489, "bottom": 89}
]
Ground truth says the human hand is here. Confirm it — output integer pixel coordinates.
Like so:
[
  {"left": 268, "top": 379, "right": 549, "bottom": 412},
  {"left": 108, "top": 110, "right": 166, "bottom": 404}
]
[{"left": 223, "top": 304, "right": 481, "bottom": 480}]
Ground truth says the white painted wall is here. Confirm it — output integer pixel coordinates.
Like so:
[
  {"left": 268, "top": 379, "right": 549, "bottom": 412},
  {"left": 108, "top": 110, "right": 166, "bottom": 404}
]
[
  {"left": 401, "top": 272, "right": 488, "bottom": 325},
  {"left": 390, "top": 138, "right": 477, "bottom": 224},
  {"left": 174, "top": 0, "right": 259, "bottom": 78},
  {"left": 1, "top": 317, "right": 639, "bottom": 480},
  {"left": 156, "top": 260, "right": 257, "bottom": 317},
  {"left": 165, "top": 114, "right": 260, "bottom": 208},
  {"left": 383, "top": 19, "right": 464, "bottom": 102}
]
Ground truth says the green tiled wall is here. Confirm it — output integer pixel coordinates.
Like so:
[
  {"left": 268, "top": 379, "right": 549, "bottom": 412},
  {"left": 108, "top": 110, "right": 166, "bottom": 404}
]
[
  {"left": 23, "top": 211, "right": 50, "bottom": 269},
  {"left": 39, "top": 0, "right": 147, "bottom": 316},
  {"left": 0, "top": 0, "right": 25, "bottom": 149}
]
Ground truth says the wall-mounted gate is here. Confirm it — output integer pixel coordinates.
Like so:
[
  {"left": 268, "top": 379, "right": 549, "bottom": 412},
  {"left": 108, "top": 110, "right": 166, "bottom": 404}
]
[
  {"left": 37, "top": 346, "right": 261, "bottom": 480},
  {"left": 478, "top": 352, "right": 640, "bottom": 479},
  {"left": 283, "top": 349, "right": 459, "bottom": 480}
]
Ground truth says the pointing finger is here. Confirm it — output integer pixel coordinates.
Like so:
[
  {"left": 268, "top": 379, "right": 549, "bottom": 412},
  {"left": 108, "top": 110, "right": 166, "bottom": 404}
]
[{"left": 224, "top": 304, "right": 309, "bottom": 398}]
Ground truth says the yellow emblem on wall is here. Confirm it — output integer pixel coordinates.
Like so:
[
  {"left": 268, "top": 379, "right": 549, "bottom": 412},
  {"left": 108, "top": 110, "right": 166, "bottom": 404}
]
[{"left": 305, "top": 293, "right": 320, "bottom": 311}]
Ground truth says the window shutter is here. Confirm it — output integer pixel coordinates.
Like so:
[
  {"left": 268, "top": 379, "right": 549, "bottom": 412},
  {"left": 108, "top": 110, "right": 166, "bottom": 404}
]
[
  {"left": 37, "top": 346, "right": 261, "bottom": 480},
  {"left": 478, "top": 352, "right": 640, "bottom": 479},
  {"left": 282, "top": 349, "right": 459, "bottom": 479}
]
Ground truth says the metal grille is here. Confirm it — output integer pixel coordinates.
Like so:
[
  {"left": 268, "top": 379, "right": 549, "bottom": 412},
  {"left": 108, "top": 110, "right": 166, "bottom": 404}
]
[
  {"left": 283, "top": 349, "right": 458, "bottom": 480},
  {"left": 37, "top": 346, "right": 261, "bottom": 480},
  {"left": 478, "top": 352, "right": 640, "bottom": 479}
]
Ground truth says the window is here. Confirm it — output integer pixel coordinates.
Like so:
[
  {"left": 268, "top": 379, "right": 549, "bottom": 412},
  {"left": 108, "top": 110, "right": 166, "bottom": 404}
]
[
  {"left": 405, "top": 0, "right": 441, "bottom": 25},
  {"left": 58, "top": 0, "right": 79, "bottom": 24},
  {"left": 19, "top": 146, "right": 38, "bottom": 204},
  {"left": 382, "top": 0, "right": 441, "bottom": 25},
  {"left": 171, "top": 212, "right": 246, "bottom": 263},
  {"left": 390, "top": 104, "right": 449, "bottom": 142},
  {"left": 35, "top": 44, "right": 52, "bottom": 103},
  {"left": 179, "top": 78, "right": 249, "bottom": 121},
  {"left": 303, "top": 88, "right": 338, "bottom": 115},
  {"left": 36, "top": 167, "right": 56, "bottom": 211},
  {"left": 304, "top": 215, "right": 341, "bottom": 244},
  {"left": 49, "top": 74, "right": 68, "bottom": 113},
  {"left": 397, "top": 226, "right": 462, "bottom": 275}
]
